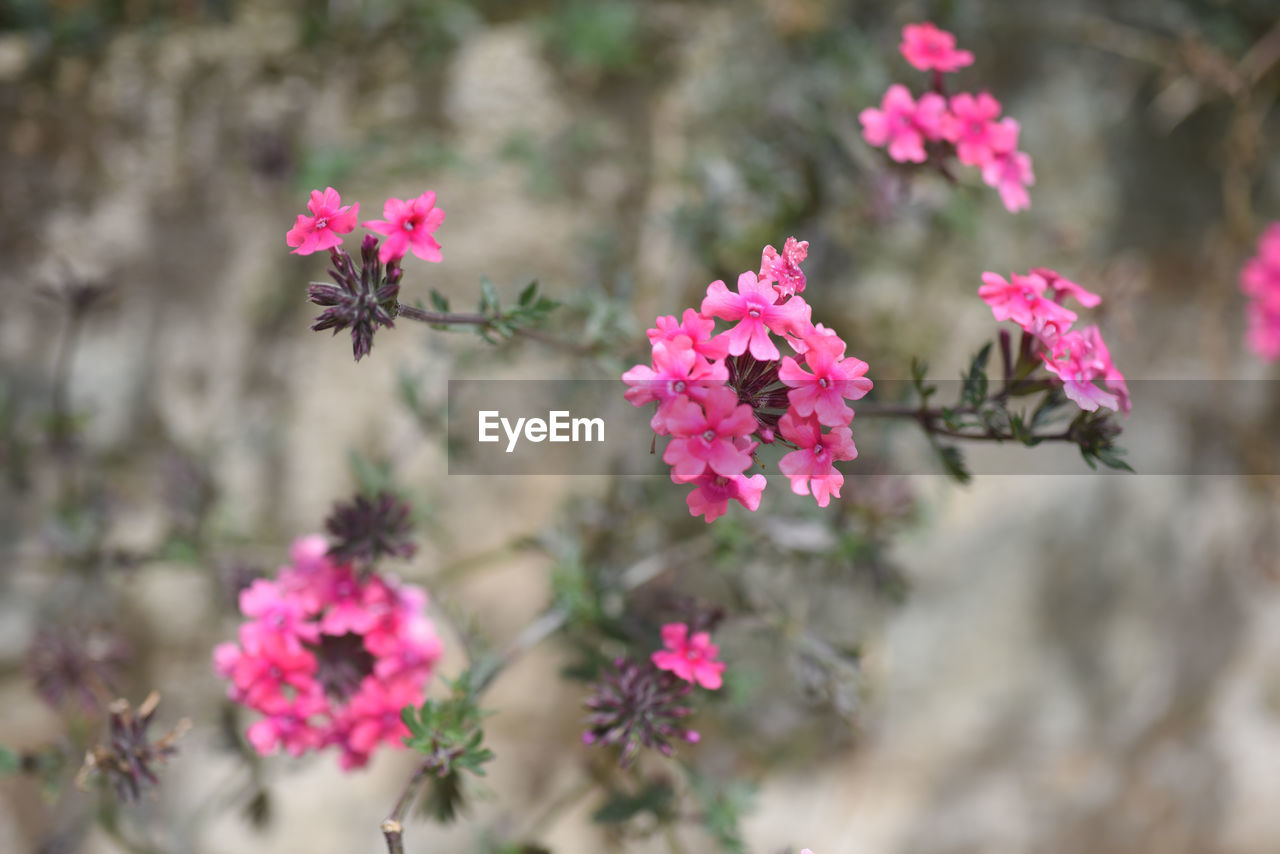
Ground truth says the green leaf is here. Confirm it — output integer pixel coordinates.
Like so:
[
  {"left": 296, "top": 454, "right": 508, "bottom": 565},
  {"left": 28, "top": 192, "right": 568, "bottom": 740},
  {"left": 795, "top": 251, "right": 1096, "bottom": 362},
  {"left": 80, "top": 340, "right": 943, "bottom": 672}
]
[
  {"left": 480, "top": 277, "right": 500, "bottom": 315},
  {"left": 429, "top": 289, "right": 450, "bottom": 313},
  {"left": 961, "top": 342, "right": 992, "bottom": 409},
  {"left": 934, "top": 443, "right": 971, "bottom": 484},
  {"left": 591, "top": 781, "right": 675, "bottom": 825},
  {"left": 518, "top": 280, "right": 539, "bottom": 307}
]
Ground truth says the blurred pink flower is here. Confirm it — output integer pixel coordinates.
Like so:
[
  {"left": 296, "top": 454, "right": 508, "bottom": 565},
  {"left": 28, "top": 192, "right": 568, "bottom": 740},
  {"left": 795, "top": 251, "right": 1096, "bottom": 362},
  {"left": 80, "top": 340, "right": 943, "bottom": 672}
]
[
  {"left": 859, "top": 84, "right": 947, "bottom": 164},
  {"left": 286, "top": 187, "right": 359, "bottom": 255},
  {"left": 981, "top": 121, "right": 1034, "bottom": 213},
  {"left": 1241, "top": 223, "right": 1280, "bottom": 362},
  {"left": 942, "top": 93, "right": 1013, "bottom": 166},
  {"left": 651, "top": 623, "right": 726, "bottom": 690},
  {"left": 979, "top": 271, "right": 1077, "bottom": 339},
  {"left": 363, "top": 191, "right": 445, "bottom": 264},
  {"left": 900, "top": 22, "right": 974, "bottom": 73}
]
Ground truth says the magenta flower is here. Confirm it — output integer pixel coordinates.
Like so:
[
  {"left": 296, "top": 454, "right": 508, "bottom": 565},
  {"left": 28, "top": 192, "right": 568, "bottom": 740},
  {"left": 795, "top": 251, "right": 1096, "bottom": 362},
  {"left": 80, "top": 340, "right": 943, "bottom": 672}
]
[
  {"left": 979, "top": 272, "right": 1077, "bottom": 339},
  {"left": 942, "top": 92, "right": 1013, "bottom": 167},
  {"left": 623, "top": 338, "right": 729, "bottom": 433},
  {"left": 661, "top": 388, "right": 757, "bottom": 480},
  {"left": 286, "top": 187, "right": 359, "bottom": 255},
  {"left": 777, "top": 411, "right": 857, "bottom": 507},
  {"left": 1241, "top": 223, "right": 1280, "bottom": 362},
  {"left": 980, "top": 120, "right": 1034, "bottom": 212},
  {"left": 1040, "top": 326, "right": 1129, "bottom": 414},
  {"left": 758, "top": 236, "right": 810, "bottom": 298},
  {"left": 646, "top": 308, "right": 730, "bottom": 361},
  {"left": 859, "top": 84, "right": 947, "bottom": 164},
  {"left": 212, "top": 535, "right": 441, "bottom": 770},
  {"left": 701, "top": 271, "right": 812, "bottom": 361},
  {"left": 651, "top": 623, "right": 726, "bottom": 690},
  {"left": 362, "top": 191, "right": 445, "bottom": 264},
  {"left": 900, "top": 22, "right": 974, "bottom": 73},
  {"left": 1031, "top": 267, "right": 1100, "bottom": 308},
  {"left": 778, "top": 331, "right": 873, "bottom": 428},
  {"left": 683, "top": 472, "right": 767, "bottom": 523}
]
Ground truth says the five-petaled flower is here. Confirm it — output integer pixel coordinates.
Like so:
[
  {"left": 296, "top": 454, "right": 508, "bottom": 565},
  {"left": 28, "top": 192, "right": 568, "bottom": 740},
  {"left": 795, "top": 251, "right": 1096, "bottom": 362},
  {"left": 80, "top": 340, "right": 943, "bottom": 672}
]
[
  {"left": 651, "top": 623, "right": 727, "bottom": 690},
  {"left": 286, "top": 187, "right": 359, "bottom": 255},
  {"left": 859, "top": 84, "right": 947, "bottom": 164},
  {"left": 900, "top": 22, "right": 974, "bottom": 73},
  {"left": 363, "top": 191, "right": 446, "bottom": 264}
]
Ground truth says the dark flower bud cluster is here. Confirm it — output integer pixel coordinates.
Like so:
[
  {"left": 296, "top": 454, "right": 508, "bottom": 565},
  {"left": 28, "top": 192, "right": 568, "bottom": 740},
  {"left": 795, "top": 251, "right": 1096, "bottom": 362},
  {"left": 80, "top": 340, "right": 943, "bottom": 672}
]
[
  {"left": 582, "top": 657, "right": 699, "bottom": 768},
  {"left": 76, "top": 692, "right": 189, "bottom": 802},
  {"left": 308, "top": 235, "right": 404, "bottom": 361},
  {"left": 26, "top": 624, "right": 128, "bottom": 713},
  {"left": 324, "top": 489, "right": 418, "bottom": 571}
]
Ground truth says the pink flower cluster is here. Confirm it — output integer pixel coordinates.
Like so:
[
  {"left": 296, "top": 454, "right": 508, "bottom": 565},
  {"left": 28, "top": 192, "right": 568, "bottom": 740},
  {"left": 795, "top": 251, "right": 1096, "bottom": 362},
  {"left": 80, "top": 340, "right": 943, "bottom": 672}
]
[
  {"left": 623, "top": 238, "right": 872, "bottom": 521},
  {"left": 213, "top": 536, "right": 442, "bottom": 770},
  {"left": 1241, "top": 222, "right": 1280, "bottom": 362},
  {"left": 859, "top": 23, "right": 1034, "bottom": 212},
  {"left": 286, "top": 187, "right": 444, "bottom": 265},
  {"left": 651, "top": 623, "right": 726, "bottom": 690},
  {"left": 980, "top": 268, "right": 1130, "bottom": 413}
]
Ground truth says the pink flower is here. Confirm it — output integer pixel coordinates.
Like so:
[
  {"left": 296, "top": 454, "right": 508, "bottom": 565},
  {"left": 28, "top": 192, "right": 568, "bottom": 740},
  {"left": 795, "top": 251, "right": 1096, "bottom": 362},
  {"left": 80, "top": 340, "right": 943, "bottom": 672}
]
[
  {"left": 1246, "top": 301, "right": 1280, "bottom": 362},
  {"left": 286, "top": 188, "right": 359, "bottom": 255},
  {"left": 213, "top": 535, "right": 440, "bottom": 769},
  {"left": 979, "top": 271, "right": 1077, "bottom": 339},
  {"left": 646, "top": 308, "right": 730, "bottom": 361},
  {"left": 701, "top": 271, "right": 812, "bottom": 361},
  {"left": 978, "top": 119, "right": 1034, "bottom": 212},
  {"left": 1031, "top": 267, "right": 1100, "bottom": 308},
  {"left": 900, "top": 22, "right": 974, "bottom": 73},
  {"left": 651, "top": 623, "right": 726, "bottom": 690},
  {"left": 759, "top": 236, "right": 810, "bottom": 298},
  {"left": 661, "top": 388, "right": 758, "bottom": 480},
  {"left": 859, "top": 84, "right": 947, "bottom": 164},
  {"left": 363, "top": 191, "right": 445, "bottom": 264},
  {"left": 246, "top": 691, "right": 328, "bottom": 757},
  {"left": 1041, "top": 326, "right": 1129, "bottom": 413},
  {"left": 777, "top": 411, "right": 857, "bottom": 507},
  {"left": 684, "top": 472, "right": 767, "bottom": 523},
  {"left": 942, "top": 93, "right": 1014, "bottom": 167},
  {"left": 1241, "top": 223, "right": 1280, "bottom": 362},
  {"left": 622, "top": 338, "right": 729, "bottom": 433},
  {"left": 778, "top": 332, "right": 873, "bottom": 427}
]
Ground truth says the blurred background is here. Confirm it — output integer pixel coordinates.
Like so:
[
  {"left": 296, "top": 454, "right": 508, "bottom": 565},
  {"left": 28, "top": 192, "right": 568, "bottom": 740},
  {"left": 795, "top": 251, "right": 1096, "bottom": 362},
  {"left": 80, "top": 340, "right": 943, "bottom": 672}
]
[{"left": 1, "top": 1, "right": 1279, "bottom": 852}]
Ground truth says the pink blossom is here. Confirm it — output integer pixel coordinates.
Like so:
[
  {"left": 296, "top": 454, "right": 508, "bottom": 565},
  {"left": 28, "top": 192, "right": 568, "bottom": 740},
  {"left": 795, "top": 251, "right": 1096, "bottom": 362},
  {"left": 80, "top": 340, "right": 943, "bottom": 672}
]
[
  {"left": 246, "top": 691, "right": 328, "bottom": 757},
  {"left": 661, "top": 388, "right": 758, "bottom": 480},
  {"left": 362, "top": 191, "right": 445, "bottom": 264},
  {"left": 622, "top": 338, "right": 729, "bottom": 433},
  {"left": 1041, "top": 326, "right": 1128, "bottom": 413},
  {"left": 684, "top": 472, "right": 767, "bottom": 523},
  {"left": 1241, "top": 223, "right": 1280, "bottom": 362},
  {"left": 759, "top": 236, "right": 810, "bottom": 298},
  {"left": 778, "top": 332, "right": 873, "bottom": 427},
  {"left": 1246, "top": 301, "right": 1280, "bottom": 361},
  {"left": 651, "top": 623, "right": 726, "bottom": 690},
  {"left": 1031, "top": 267, "right": 1100, "bottom": 308},
  {"left": 701, "top": 271, "right": 812, "bottom": 361},
  {"left": 859, "top": 84, "right": 947, "bottom": 164},
  {"left": 286, "top": 187, "right": 359, "bottom": 255},
  {"left": 646, "top": 308, "right": 730, "bottom": 361},
  {"left": 942, "top": 92, "right": 1014, "bottom": 167},
  {"left": 213, "top": 536, "right": 439, "bottom": 770},
  {"left": 979, "top": 272, "right": 1077, "bottom": 339},
  {"left": 980, "top": 120, "right": 1034, "bottom": 212},
  {"left": 900, "top": 22, "right": 974, "bottom": 73},
  {"left": 777, "top": 411, "right": 857, "bottom": 507}
]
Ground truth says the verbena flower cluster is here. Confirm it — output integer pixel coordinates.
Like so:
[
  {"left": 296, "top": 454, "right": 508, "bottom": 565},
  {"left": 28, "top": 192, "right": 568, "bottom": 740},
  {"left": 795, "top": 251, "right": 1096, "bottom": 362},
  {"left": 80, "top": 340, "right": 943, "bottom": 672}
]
[
  {"left": 286, "top": 187, "right": 444, "bottom": 360},
  {"left": 980, "top": 268, "right": 1130, "bottom": 413},
  {"left": 623, "top": 238, "right": 872, "bottom": 522},
  {"left": 582, "top": 622, "right": 725, "bottom": 766},
  {"left": 1241, "top": 222, "right": 1280, "bottom": 362},
  {"left": 860, "top": 22, "right": 1034, "bottom": 212},
  {"left": 213, "top": 535, "right": 442, "bottom": 769}
]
